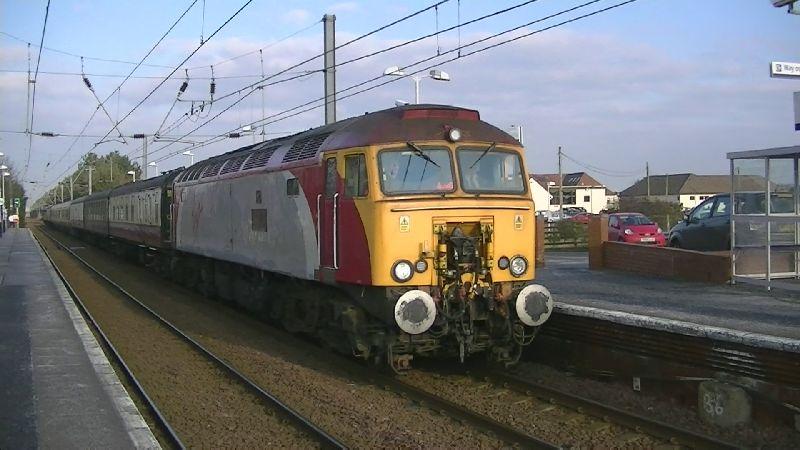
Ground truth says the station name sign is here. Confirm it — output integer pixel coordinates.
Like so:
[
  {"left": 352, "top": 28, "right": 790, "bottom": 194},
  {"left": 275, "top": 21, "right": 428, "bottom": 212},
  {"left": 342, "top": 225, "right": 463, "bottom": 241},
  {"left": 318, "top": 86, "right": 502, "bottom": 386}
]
[{"left": 771, "top": 61, "right": 800, "bottom": 79}]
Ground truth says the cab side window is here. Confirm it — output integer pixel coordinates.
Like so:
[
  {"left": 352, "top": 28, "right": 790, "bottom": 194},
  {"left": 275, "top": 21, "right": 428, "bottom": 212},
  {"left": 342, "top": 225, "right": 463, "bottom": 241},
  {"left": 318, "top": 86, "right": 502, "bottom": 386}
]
[
  {"left": 609, "top": 216, "right": 618, "bottom": 228},
  {"left": 324, "top": 157, "right": 337, "bottom": 197},
  {"left": 344, "top": 154, "right": 368, "bottom": 198},
  {"left": 712, "top": 196, "right": 730, "bottom": 217},
  {"left": 691, "top": 199, "right": 714, "bottom": 221}
]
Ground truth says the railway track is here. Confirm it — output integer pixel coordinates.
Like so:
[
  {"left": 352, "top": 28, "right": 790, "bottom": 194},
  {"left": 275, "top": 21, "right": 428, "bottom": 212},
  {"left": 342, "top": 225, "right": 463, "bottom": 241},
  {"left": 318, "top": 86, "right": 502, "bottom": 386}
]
[
  {"left": 34, "top": 228, "right": 346, "bottom": 449},
  {"left": 483, "top": 370, "right": 737, "bottom": 449},
  {"left": 35, "top": 225, "right": 743, "bottom": 448}
]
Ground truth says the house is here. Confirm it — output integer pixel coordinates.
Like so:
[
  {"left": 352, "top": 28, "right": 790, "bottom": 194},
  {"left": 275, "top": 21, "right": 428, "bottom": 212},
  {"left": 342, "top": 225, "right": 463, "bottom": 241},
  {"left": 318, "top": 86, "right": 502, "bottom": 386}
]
[
  {"left": 619, "top": 174, "right": 762, "bottom": 209},
  {"left": 529, "top": 172, "right": 614, "bottom": 214},
  {"left": 528, "top": 177, "right": 552, "bottom": 212}
]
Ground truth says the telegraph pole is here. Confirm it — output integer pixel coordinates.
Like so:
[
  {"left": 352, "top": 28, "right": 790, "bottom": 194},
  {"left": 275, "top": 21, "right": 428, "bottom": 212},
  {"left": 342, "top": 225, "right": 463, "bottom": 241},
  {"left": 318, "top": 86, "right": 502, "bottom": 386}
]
[
  {"left": 646, "top": 162, "right": 650, "bottom": 199},
  {"left": 558, "top": 146, "right": 563, "bottom": 216},
  {"left": 323, "top": 14, "right": 336, "bottom": 125}
]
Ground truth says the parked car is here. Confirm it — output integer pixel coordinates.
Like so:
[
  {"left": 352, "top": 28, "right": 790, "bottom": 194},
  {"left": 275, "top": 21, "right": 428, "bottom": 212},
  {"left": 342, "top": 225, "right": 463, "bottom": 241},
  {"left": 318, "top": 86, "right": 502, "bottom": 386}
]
[
  {"left": 668, "top": 194, "right": 730, "bottom": 251},
  {"left": 537, "top": 210, "right": 568, "bottom": 222},
  {"left": 569, "top": 212, "right": 592, "bottom": 224},
  {"left": 608, "top": 212, "right": 666, "bottom": 246}
]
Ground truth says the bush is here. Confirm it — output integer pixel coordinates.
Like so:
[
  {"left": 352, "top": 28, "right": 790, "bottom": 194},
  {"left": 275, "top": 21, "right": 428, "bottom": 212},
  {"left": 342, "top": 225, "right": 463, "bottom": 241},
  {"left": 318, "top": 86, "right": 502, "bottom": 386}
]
[{"left": 618, "top": 198, "right": 683, "bottom": 229}]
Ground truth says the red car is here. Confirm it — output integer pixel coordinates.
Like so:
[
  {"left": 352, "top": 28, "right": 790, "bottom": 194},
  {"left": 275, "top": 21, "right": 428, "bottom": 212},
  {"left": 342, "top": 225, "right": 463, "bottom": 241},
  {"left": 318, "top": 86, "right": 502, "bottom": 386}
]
[
  {"left": 608, "top": 213, "right": 665, "bottom": 246},
  {"left": 569, "top": 212, "right": 592, "bottom": 224}
]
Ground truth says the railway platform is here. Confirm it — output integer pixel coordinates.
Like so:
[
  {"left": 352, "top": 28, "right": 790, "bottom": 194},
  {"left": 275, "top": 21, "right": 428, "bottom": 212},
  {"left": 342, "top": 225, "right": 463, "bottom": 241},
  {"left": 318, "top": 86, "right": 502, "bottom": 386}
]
[
  {"left": 538, "top": 251, "right": 800, "bottom": 351},
  {"left": 0, "top": 228, "right": 158, "bottom": 449}
]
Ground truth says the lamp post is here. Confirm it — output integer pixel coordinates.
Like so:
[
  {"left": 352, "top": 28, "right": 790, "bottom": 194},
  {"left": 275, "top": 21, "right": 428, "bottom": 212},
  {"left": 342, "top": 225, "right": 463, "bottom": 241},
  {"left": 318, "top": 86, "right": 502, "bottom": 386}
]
[
  {"left": 182, "top": 150, "right": 195, "bottom": 165},
  {"left": 1, "top": 171, "right": 9, "bottom": 205},
  {"left": 127, "top": 170, "right": 136, "bottom": 182},
  {"left": 383, "top": 66, "right": 451, "bottom": 104},
  {"left": 0, "top": 165, "right": 7, "bottom": 201}
]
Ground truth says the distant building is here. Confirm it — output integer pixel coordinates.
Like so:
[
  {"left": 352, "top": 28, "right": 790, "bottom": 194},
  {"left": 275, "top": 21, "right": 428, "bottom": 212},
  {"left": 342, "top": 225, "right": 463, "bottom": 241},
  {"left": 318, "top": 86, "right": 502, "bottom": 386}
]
[
  {"left": 619, "top": 174, "right": 761, "bottom": 209},
  {"left": 529, "top": 172, "right": 615, "bottom": 214}
]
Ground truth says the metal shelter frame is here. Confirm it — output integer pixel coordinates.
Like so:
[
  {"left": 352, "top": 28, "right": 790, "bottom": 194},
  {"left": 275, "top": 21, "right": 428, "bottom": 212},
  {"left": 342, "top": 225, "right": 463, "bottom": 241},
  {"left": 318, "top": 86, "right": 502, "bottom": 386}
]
[{"left": 728, "top": 145, "right": 800, "bottom": 291}]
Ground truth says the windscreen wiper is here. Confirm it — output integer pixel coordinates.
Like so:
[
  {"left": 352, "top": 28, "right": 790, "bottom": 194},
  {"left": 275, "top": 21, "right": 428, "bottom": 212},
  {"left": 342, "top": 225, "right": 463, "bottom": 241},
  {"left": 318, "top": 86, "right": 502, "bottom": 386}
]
[
  {"left": 469, "top": 142, "right": 496, "bottom": 169},
  {"left": 406, "top": 142, "right": 440, "bottom": 167}
]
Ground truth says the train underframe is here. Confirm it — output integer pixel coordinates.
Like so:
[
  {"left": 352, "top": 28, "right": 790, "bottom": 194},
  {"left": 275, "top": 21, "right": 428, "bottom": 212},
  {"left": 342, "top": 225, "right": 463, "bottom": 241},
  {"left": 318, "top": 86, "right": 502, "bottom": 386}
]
[{"left": 49, "top": 223, "right": 552, "bottom": 371}]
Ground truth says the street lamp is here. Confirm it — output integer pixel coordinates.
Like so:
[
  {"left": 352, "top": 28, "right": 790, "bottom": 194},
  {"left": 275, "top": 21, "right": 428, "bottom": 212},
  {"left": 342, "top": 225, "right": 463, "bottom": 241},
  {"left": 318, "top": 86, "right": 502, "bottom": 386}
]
[
  {"left": 383, "top": 66, "right": 451, "bottom": 104},
  {"left": 127, "top": 170, "right": 136, "bottom": 182},
  {"left": 148, "top": 161, "right": 157, "bottom": 178},
  {"left": 182, "top": 150, "right": 195, "bottom": 165},
  {"left": 1, "top": 171, "right": 9, "bottom": 205}
]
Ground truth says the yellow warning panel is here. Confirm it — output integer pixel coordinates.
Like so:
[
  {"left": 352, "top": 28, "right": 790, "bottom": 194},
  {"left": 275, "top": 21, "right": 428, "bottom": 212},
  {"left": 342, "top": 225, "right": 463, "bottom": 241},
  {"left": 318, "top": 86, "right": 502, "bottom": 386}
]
[
  {"left": 514, "top": 214, "right": 523, "bottom": 231},
  {"left": 399, "top": 215, "right": 411, "bottom": 232}
]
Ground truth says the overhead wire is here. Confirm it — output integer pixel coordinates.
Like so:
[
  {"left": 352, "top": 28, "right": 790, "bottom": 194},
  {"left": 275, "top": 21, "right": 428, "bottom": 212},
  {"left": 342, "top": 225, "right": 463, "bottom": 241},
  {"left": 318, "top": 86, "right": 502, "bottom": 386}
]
[
  {"left": 24, "top": 0, "right": 51, "bottom": 178},
  {"left": 43, "top": 0, "right": 202, "bottom": 179},
  {"left": 90, "top": 0, "right": 255, "bottom": 150},
  {"left": 0, "top": 68, "right": 301, "bottom": 79},
  {"left": 0, "top": 30, "right": 175, "bottom": 69},
  {"left": 151, "top": 0, "right": 640, "bottom": 164},
  {"left": 561, "top": 151, "right": 643, "bottom": 178},
  {"left": 119, "top": 0, "right": 451, "bottom": 162}
]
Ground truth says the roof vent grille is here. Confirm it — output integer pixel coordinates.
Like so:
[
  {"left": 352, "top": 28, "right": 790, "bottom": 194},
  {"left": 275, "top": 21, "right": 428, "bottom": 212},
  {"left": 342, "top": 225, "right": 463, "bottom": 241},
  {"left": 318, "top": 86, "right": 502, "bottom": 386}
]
[{"left": 282, "top": 132, "right": 332, "bottom": 163}]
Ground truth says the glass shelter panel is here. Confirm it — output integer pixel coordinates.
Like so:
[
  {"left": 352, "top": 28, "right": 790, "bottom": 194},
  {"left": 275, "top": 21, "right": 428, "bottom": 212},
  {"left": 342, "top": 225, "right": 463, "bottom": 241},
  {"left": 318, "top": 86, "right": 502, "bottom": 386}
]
[
  {"left": 733, "top": 159, "right": 765, "bottom": 215},
  {"left": 731, "top": 152, "right": 800, "bottom": 290}
]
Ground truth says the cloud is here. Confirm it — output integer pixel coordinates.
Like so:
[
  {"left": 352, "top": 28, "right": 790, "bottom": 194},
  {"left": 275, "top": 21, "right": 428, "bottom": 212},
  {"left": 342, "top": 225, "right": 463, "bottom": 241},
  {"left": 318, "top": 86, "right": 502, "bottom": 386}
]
[
  {"left": 328, "top": 2, "right": 359, "bottom": 14},
  {"left": 3, "top": 21, "right": 799, "bottom": 202},
  {"left": 281, "top": 9, "right": 312, "bottom": 26}
]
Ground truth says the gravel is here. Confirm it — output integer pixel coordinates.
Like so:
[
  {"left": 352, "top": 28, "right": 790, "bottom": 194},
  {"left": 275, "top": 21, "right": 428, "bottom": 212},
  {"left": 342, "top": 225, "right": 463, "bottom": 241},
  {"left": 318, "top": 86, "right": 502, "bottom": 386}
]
[
  {"left": 38, "top": 227, "right": 505, "bottom": 448},
  {"left": 512, "top": 361, "right": 798, "bottom": 449},
  {"left": 36, "top": 228, "right": 317, "bottom": 448}
]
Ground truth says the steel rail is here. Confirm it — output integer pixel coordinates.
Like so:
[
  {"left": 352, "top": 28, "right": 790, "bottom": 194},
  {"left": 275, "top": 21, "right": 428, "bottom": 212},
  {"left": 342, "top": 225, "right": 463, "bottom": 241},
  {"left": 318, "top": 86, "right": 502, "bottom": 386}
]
[
  {"left": 367, "top": 370, "right": 560, "bottom": 449},
  {"left": 36, "top": 227, "right": 347, "bottom": 450},
  {"left": 483, "top": 370, "right": 738, "bottom": 450},
  {"left": 31, "top": 230, "right": 186, "bottom": 450}
]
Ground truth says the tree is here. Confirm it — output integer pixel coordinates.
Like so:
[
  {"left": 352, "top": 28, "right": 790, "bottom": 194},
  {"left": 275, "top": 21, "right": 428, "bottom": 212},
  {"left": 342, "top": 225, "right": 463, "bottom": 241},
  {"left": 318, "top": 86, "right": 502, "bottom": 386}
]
[
  {"left": 57, "top": 151, "right": 142, "bottom": 202},
  {"left": 1, "top": 162, "right": 26, "bottom": 225}
]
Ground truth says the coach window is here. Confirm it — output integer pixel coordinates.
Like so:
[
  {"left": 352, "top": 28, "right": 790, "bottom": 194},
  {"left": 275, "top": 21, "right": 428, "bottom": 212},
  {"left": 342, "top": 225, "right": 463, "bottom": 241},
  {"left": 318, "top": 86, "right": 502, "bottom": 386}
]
[
  {"left": 324, "top": 157, "right": 338, "bottom": 196},
  {"left": 345, "top": 154, "right": 368, "bottom": 198}
]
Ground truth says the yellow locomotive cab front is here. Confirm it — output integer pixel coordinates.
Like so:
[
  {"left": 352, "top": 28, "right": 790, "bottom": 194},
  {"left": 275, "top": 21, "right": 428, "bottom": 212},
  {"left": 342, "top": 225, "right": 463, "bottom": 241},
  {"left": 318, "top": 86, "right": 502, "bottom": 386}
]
[{"left": 353, "top": 138, "right": 553, "bottom": 367}]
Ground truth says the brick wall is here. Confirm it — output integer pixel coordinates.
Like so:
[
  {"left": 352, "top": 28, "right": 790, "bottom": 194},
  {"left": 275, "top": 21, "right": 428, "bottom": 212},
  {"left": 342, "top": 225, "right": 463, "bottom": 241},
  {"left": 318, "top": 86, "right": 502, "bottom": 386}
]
[
  {"left": 588, "top": 214, "right": 731, "bottom": 283},
  {"left": 603, "top": 242, "right": 731, "bottom": 283}
]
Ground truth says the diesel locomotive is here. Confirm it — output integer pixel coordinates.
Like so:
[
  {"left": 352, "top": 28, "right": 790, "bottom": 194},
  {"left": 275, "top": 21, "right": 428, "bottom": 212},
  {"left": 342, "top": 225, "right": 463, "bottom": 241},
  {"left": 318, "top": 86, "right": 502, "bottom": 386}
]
[{"left": 43, "top": 104, "right": 553, "bottom": 370}]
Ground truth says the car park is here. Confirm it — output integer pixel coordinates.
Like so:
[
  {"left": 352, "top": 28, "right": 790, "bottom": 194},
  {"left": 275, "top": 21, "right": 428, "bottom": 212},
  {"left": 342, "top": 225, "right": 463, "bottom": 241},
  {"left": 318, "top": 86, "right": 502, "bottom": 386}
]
[
  {"left": 569, "top": 212, "right": 592, "bottom": 224},
  {"left": 608, "top": 212, "right": 665, "bottom": 246}
]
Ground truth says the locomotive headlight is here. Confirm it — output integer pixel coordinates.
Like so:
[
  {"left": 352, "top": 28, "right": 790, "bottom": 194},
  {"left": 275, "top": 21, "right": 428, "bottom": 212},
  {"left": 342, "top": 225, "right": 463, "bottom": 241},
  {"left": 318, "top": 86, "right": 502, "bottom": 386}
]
[
  {"left": 392, "top": 260, "right": 414, "bottom": 283},
  {"left": 447, "top": 127, "right": 462, "bottom": 142},
  {"left": 415, "top": 259, "right": 428, "bottom": 273},
  {"left": 497, "top": 256, "right": 510, "bottom": 270},
  {"left": 509, "top": 256, "right": 528, "bottom": 277}
]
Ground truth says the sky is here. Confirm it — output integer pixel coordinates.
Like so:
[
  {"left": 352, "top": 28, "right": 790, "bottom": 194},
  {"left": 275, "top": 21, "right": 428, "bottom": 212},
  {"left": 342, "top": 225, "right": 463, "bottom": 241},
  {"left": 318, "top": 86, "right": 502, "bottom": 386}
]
[{"left": 1, "top": 0, "right": 798, "bottom": 202}]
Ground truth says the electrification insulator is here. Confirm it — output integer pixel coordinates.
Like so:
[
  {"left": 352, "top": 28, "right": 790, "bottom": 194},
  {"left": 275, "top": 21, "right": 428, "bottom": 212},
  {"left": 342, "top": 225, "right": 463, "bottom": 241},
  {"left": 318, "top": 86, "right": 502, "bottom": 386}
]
[
  {"left": 228, "top": 132, "right": 241, "bottom": 138},
  {"left": 83, "top": 77, "right": 93, "bottom": 90},
  {"left": 179, "top": 81, "right": 188, "bottom": 93},
  {"left": 210, "top": 81, "right": 216, "bottom": 96},
  {"left": 40, "top": 132, "right": 56, "bottom": 137}
]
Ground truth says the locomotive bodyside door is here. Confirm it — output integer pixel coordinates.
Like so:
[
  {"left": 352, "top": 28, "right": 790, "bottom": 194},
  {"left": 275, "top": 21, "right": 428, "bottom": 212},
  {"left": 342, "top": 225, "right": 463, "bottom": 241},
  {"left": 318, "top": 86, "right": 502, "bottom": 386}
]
[{"left": 319, "top": 156, "right": 339, "bottom": 272}]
